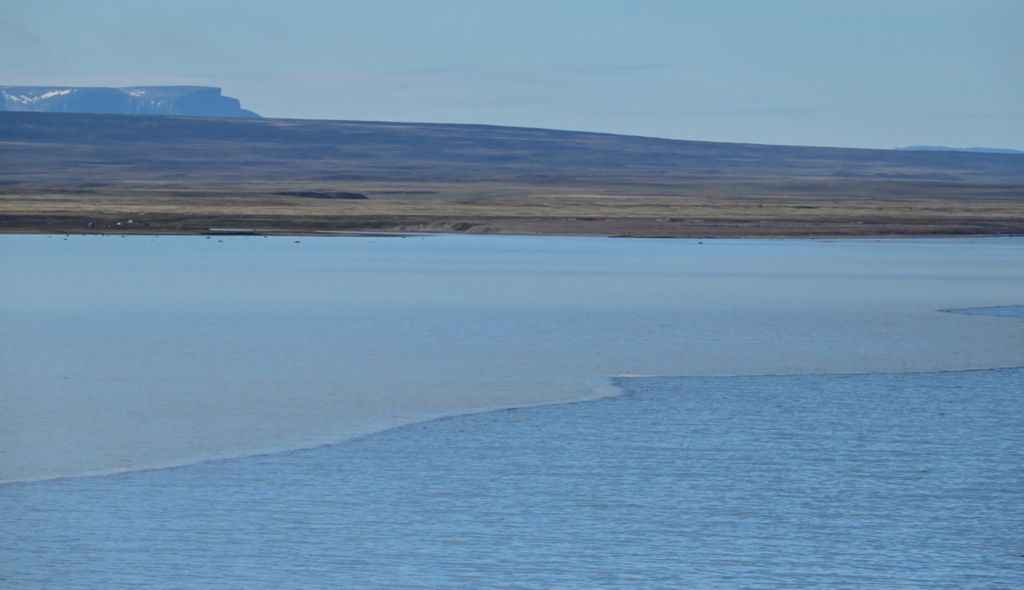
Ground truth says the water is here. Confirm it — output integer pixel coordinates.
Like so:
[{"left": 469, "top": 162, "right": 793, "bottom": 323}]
[
  {"left": 2, "top": 368, "right": 1021, "bottom": 588},
  {"left": 3, "top": 235, "right": 1022, "bottom": 483},
  {"left": 944, "top": 305, "right": 1024, "bottom": 319},
  {"left": 2, "top": 235, "right": 1023, "bottom": 587}
]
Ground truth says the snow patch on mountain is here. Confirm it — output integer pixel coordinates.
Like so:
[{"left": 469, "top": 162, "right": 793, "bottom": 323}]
[{"left": 0, "top": 86, "right": 259, "bottom": 118}]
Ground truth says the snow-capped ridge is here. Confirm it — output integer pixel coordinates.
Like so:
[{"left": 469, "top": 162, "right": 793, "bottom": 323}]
[{"left": 0, "top": 85, "right": 258, "bottom": 118}]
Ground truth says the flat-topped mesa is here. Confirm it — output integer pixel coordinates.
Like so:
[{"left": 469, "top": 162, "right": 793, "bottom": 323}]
[{"left": 0, "top": 85, "right": 259, "bottom": 118}]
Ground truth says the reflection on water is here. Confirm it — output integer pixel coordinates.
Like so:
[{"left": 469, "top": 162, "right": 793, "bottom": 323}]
[{"left": 2, "top": 368, "right": 1021, "bottom": 589}]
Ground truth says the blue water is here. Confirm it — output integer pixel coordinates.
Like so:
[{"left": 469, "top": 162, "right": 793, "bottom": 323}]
[
  {"left": 3, "top": 235, "right": 1024, "bottom": 587},
  {"left": 4, "top": 235, "right": 1024, "bottom": 483},
  {"left": 2, "top": 368, "right": 1022, "bottom": 589},
  {"left": 944, "top": 306, "right": 1024, "bottom": 319}
]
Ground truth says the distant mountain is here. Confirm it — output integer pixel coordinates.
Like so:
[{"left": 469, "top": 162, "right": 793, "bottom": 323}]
[
  {"left": 897, "top": 145, "right": 1023, "bottom": 155},
  {"left": 0, "top": 86, "right": 259, "bottom": 118}
]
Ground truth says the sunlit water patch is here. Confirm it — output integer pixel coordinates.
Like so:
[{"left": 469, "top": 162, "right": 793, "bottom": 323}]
[{"left": 2, "top": 368, "right": 1021, "bottom": 589}]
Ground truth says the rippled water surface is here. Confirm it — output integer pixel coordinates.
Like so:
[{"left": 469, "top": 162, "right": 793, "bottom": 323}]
[
  {"left": 2, "top": 235, "right": 1023, "bottom": 588},
  {"left": 2, "top": 368, "right": 1022, "bottom": 589}
]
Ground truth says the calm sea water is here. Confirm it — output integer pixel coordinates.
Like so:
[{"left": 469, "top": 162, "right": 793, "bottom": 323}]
[
  {"left": 3, "top": 235, "right": 1022, "bottom": 482},
  {"left": 945, "top": 305, "right": 1024, "bottom": 319},
  {"left": 2, "top": 235, "right": 1023, "bottom": 587},
  {"left": 2, "top": 368, "right": 1021, "bottom": 588}
]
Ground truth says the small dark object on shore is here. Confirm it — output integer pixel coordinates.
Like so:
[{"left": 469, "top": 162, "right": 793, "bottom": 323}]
[{"left": 276, "top": 191, "right": 368, "bottom": 200}]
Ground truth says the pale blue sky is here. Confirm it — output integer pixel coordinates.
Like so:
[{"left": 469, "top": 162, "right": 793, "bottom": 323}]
[{"left": 2, "top": 0, "right": 1021, "bottom": 149}]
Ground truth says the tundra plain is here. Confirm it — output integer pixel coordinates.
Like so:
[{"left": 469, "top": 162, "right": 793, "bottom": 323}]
[{"left": 1, "top": 111, "right": 1022, "bottom": 237}]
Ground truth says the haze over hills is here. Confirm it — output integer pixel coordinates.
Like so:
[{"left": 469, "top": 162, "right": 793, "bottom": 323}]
[
  {"left": 0, "top": 86, "right": 258, "bottom": 118},
  {"left": 0, "top": 111, "right": 1022, "bottom": 236}
]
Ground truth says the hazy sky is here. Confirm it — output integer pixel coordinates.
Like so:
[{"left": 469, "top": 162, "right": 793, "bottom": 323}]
[{"left": 3, "top": 0, "right": 1021, "bottom": 149}]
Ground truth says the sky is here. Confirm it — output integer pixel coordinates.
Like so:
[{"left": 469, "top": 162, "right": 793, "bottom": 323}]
[{"left": 2, "top": 0, "right": 1022, "bottom": 149}]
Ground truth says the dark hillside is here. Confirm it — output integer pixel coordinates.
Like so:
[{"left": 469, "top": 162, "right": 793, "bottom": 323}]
[{"left": 2, "top": 111, "right": 1022, "bottom": 188}]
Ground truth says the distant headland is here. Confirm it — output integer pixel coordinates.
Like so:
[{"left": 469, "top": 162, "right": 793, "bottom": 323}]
[{"left": 0, "top": 86, "right": 258, "bottom": 118}]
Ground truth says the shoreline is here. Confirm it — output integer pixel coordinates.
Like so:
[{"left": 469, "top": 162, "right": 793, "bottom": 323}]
[
  {"left": 3, "top": 193, "right": 1022, "bottom": 240},
  {"left": 3, "top": 224, "right": 1022, "bottom": 240}
]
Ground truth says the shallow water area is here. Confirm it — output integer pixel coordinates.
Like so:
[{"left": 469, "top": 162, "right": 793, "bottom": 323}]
[{"left": 2, "top": 234, "right": 1023, "bottom": 482}]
